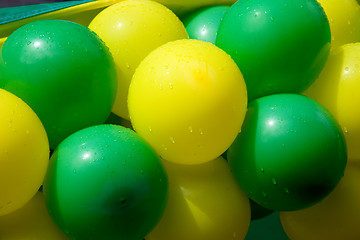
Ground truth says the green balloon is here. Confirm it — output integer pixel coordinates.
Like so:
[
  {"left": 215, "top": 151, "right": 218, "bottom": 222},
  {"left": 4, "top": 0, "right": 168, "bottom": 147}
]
[
  {"left": 183, "top": 5, "right": 230, "bottom": 44},
  {"left": 228, "top": 94, "right": 347, "bottom": 211},
  {"left": 43, "top": 124, "right": 168, "bottom": 240},
  {"left": 216, "top": 0, "right": 331, "bottom": 101},
  {"left": 0, "top": 20, "right": 117, "bottom": 149}
]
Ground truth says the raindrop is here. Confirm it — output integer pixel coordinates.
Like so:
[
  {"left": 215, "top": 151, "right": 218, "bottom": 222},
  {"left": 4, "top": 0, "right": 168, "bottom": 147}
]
[
  {"left": 284, "top": 188, "right": 290, "bottom": 194},
  {"left": 169, "top": 83, "right": 173, "bottom": 89},
  {"left": 272, "top": 178, "right": 277, "bottom": 185},
  {"left": 199, "top": 129, "right": 204, "bottom": 135},
  {"left": 169, "top": 137, "right": 175, "bottom": 144},
  {"left": 188, "top": 126, "right": 193, "bottom": 133},
  {"left": 261, "top": 168, "right": 264, "bottom": 173},
  {"left": 73, "top": 169, "right": 77, "bottom": 174},
  {"left": 262, "top": 191, "right": 267, "bottom": 197},
  {"left": 345, "top": 67, "right": 350, "bottom": 72}
]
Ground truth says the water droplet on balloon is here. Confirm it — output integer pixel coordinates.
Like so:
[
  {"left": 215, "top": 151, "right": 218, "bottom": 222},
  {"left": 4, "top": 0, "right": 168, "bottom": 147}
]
[
  {"left": 188, "top": 126, "right": 193, "bottom": 133},
  {"left": 169, "top": 137, "right": 175, "bottom": 144},
  {"left": 272, "top": 178, "right": 277, "bottom": 185},
  {"left": 345, "top": 67, "right": 350, "bottom": 72},
  {"left": 262, "top": 191, "right": 267, "bottom": 197},
  {"left": 73, "top": 169, "right": 77, "bottom": 174},
  {"left": 284, "top": 188, "right": 290, "bottom": 194},
  {"left": 261, "top": 168, "right": 264, "bottom": 173}
]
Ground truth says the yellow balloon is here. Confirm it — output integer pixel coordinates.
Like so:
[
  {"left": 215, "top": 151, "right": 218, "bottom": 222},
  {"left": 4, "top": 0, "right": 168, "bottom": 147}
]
[
  {"left": 88, "top": 0, "right": 188, "bottom": 120},
  {"left": 304, "top": 43, "right": 360, "bottom": 161},
  {"left": 128, "top": 39, "right": 247, "bottom": 165},
  {"left": 0, "top": 192, "right": 69, "bottom": 240},
  {"left": 317, "top": 0, "right": 360, "bottom": 47},
  {"left": 0, "top": 89, "right": 49, "bottom": 216},
  {"left": 146, "top": 157, "right": 251, "bottom": 240},
  {"left": 280, "top": 161, "right": 360, "bottom": 239}
]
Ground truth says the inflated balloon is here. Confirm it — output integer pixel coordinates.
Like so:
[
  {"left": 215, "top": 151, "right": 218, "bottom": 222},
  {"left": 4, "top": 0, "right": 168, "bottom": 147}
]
[
  {"left": 0, "top": 192, "right": 69, "bottom": 240},
  {"left": 147, "top": 157, "right": 251, "bottom": 240},
  {"left": 280, "top": 162, "right": 360, "bottom": 240},
  {"left": 216, "top": 0, "right": 331, "bottom": 101},
  {"left": 0, "top": 89, "right": 49, "bottom": 216},
  {"left": 317, "top": 0, "right": 360, "bottom": 47},
  {"left": 128, "top": 39, "right": 248, "bottom": 165},
  {"left": 183, "top": 5, "right": 230, "bottom": 44},
  {"left": 304, "top": 43, "right": 360, "bottom": 161},
  {"left": 43, "top": 125, "right": 168, "bottom": 240},
  {"left": 89, "top": 0, "right": 188, "bottom": 120},
  {"left": 0, "top": 19, "right": 117, "bottom": 149},
  {"left": 228, "top": 94, "right": 347, "bottom": 211}
]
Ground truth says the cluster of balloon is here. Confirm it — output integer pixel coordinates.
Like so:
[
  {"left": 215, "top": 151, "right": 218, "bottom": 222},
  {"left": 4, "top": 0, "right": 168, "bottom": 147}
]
[
  {"left": 184, "top": 0, "right": 359, "bottom": 238},
  {"left": 1, "top": 0, "right": 360, "bottom": 239},
  {"left": 279, "top": 0, "right": 360, "bottom": 238}
]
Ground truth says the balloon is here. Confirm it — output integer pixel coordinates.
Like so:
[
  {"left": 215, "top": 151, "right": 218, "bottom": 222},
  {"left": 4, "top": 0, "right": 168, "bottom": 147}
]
[
  {"left": 0, "top": 192, "right": 69, "bottom": 240},
  {"left": 0, "top": 89, "right": 49, "bottom": 216},
  {"left": 216, "top": 0, "right": 331, "bottom": 101},
  {"left": 280, "top": 162, "right": 360, "bottom": 240},
  {"left": 43, "top": 125, "right": 168, "bottom": 240},
  {"left": 183, "top": 5, "right": 230, "bottom": 44},
  {"left": 304, "top": 43, "right": 360, "bottom": 162},
  {"left": 128, "top": 39, "right": 248, "bottom": 165},
  {"left": 147, "top": 157, "right": 251, "bottom": 240},
  {"left": 88, "top": 0, "right": 188, "bottom": 120},
  {"left": 228, "top": 94, "right": 347, "bottom": 211},
  {"left": 317, "top": 0, "right": 360, "bottom": 47},
  {"left": 0, "top": 19, "right": 117, "bottom": 149}
]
